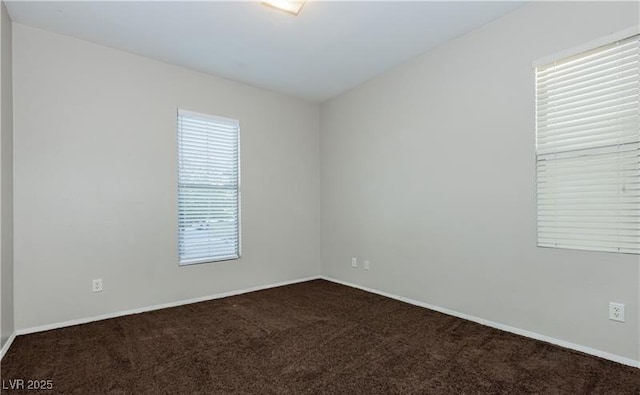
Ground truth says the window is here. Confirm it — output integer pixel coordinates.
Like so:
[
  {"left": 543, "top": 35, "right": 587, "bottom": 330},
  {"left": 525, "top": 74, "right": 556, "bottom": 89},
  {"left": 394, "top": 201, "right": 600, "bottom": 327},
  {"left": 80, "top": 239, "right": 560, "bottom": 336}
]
[
  {"left": 535, "top": 33, "right": 640, "bottom": 254},
  {"left": 177, "top": 109, "right": 240, "bottom": 265}
]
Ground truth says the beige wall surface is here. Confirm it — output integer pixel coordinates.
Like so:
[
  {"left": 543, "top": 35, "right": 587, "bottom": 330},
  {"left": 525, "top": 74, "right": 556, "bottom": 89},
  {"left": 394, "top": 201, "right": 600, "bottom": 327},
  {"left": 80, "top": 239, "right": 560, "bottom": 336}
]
[
  {"left": 13, "top": 23, "right": 321, "bottom": 330},
  {"left": 1, "top": 2, "right": 14, "bottom": 349},
  {"left": 320, "top": 2, "right": 640, "bottom": 361}
]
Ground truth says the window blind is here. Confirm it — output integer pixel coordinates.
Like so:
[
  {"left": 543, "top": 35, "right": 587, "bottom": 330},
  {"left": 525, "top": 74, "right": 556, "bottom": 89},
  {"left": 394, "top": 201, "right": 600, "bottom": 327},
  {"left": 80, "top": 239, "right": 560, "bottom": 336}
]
[
  {"left": 535, "top": 34, "right": 640, "bottom": 254},
  {"left": 177, "top": 109, "right": 240, "bottom": 265}
]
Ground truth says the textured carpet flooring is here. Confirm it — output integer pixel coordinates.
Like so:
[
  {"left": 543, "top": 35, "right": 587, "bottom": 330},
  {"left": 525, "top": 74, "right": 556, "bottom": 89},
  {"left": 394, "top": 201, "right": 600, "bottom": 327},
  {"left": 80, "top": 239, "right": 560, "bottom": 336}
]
[{"left": 2, "top": 279, "right": 639, "bottom": 394}]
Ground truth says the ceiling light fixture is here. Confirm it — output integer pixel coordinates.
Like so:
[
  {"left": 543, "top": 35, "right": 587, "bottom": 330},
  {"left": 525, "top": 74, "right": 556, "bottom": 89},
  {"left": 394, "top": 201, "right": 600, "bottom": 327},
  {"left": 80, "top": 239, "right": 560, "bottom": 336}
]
[{"left": 262, "top": 0, "right": 306, "bottom": 16}]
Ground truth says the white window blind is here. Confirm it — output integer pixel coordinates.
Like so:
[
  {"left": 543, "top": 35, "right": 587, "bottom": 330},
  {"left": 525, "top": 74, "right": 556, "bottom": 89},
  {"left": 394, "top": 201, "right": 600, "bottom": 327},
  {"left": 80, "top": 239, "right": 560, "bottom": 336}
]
[
  {"left": 177, "top": 109, "right": 240, "bottom": 265},
  {"left": 536, "top": 34, "right": 640, "bottom": 254}
]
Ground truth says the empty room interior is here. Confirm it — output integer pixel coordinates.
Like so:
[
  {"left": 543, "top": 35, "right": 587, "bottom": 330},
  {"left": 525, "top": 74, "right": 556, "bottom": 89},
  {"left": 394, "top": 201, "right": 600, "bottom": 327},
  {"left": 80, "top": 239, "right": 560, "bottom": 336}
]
[{"left": 1, "top": 0, "right": 640, "bottom": 393}]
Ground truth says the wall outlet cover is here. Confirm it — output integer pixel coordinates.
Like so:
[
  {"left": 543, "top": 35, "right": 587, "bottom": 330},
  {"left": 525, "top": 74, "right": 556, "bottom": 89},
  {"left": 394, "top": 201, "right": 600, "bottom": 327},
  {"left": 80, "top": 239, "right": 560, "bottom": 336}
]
[
  {"left": 609, "top": 302, "right": 624, "bottom": 322},
  {"left": 92, "top": 279, "right": 103, "bottom": 293}
]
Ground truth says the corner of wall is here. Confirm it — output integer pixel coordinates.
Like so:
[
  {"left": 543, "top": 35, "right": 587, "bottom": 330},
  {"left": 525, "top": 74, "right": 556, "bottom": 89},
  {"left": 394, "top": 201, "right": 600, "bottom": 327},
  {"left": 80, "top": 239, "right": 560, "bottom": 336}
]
[{"left": 0, "top": 0, "right": 14, "bottom": 352}]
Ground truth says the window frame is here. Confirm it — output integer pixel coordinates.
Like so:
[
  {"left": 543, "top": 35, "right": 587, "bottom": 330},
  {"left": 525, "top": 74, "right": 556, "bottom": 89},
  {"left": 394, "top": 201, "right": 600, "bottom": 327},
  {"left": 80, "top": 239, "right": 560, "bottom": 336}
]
[
  {"left": 176, "top": 108, "right": 241, "bottom": 266},
  {"left": 533, "top": 27, "right": 640, "bottom": 254}
]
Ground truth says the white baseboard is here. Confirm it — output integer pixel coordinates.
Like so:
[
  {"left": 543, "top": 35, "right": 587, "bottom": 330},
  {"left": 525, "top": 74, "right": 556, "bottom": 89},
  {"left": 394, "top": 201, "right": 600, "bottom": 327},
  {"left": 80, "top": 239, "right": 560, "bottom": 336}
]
[
  {"left": 17, "top": 276, "right": 321, "bottom": 336},
  {"left": 1, "top": 331, "right": 16, "bottom": 360},
  {"left": 320, "top": 275, "right": 640, "bottom": 369}
]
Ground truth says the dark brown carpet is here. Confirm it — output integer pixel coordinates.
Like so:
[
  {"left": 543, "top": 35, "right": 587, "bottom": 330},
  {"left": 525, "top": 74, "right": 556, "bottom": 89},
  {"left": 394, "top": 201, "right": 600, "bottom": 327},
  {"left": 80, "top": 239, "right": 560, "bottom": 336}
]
[{"left": 2, "top": 279, "right": 639, "bottom": 394}]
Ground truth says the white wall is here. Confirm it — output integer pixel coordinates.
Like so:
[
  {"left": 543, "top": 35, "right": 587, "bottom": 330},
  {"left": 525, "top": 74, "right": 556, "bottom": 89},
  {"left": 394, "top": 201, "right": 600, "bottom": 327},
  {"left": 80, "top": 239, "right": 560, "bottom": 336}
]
[
  {"left": 0, "top": 2, "right": 14, "bottom": 349},
  {"left": 320, "top": 1, "right": 640, "bottom": 362},
  {"left": 13, "top": 24, "right": 320, "bottom": 330}
]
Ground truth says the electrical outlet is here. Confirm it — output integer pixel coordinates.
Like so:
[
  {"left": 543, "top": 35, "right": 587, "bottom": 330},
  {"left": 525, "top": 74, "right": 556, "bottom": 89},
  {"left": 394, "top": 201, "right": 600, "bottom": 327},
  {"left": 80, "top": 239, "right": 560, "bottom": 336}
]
[
  {"left": 609, "top": 302, "right": 624, "bottom": 322},
  {"left": 364, "top": 260, "right": 370, "bottom": 270},
  {"left": 92, "top": 279, "right": 103, "bottom": 293},
  {"left": 351, "top": 257, "right": 357, "bottom": 268}
]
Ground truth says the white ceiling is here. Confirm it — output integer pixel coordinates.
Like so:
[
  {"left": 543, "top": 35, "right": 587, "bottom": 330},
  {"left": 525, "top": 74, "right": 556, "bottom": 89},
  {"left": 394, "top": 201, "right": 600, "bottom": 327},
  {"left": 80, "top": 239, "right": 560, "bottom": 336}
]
[{"left": 6, "top": 1, "right": 524, "bottom": 102}]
